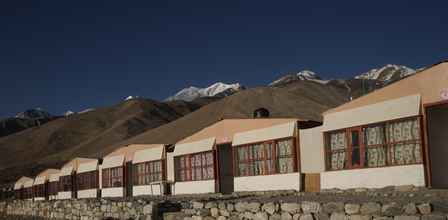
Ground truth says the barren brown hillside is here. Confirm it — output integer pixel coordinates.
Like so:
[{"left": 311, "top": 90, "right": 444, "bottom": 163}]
[
  {"left": 115, "top": 80, "right": 348, "bottom": 147},
  {"left": 0, "top": 80, "right": 349, "bottom": 185},
  {"left": 0, "top": 98, "right": 213, "bottom": 184}
]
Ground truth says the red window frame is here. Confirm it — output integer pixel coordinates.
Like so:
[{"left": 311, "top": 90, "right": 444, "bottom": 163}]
[
  {"left": 33, "top": 184, "right": 46, "bottom": 198},
  {"left": 77, "top": 171, "right": 98, "bottom": 190},
  {"left": 133, "top": 160, "right": 165, "bottom": 185},
  {"left": 234, "top": 137, "right": 297, "bottom": 177},
  {"left": 102, "top": 166, "right": 123, "bottom": 188},
  {"left": 174, "top": 151, "right": 215, "bottom": 182},
  {"left": 59, "top": 175, "right": 72, "bottom": 192},
  {"left": 325, "top": 116, "right": 423, "bottom": 171},
  {"left": 48, "top": 181, "right": 59, "bottom": 196}
]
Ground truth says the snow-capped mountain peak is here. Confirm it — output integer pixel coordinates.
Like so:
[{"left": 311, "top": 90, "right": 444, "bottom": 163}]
[
  {"left": 166, "top": 82, "right": 244, "bottom": 101},
  {"left": 64, "top": 111, "right": 75, "bottom": 117},
  {"left": 355, "top": 64, "right": 415, "bottom": 83},
  {"left": 269, "top": 70, "right": 327, "bottom": 86},
  {"left": 125, "top": 96, "right": 139, "bottom": 101},
  {"left": 15, "top": 108, "right": 52, "bottom": 120}
]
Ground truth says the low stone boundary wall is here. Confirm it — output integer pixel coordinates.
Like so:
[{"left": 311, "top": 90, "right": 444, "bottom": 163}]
[
  {"left": 0, "top": 187, "right": 448, "bottom": 220},
  {"left": 180, "top": 200, "right": 443, "bottom": 220}
]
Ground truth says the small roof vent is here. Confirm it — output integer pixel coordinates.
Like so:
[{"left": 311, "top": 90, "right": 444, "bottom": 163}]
[{"left": 253, "top": 108, "right": 270, "bottom": 118}]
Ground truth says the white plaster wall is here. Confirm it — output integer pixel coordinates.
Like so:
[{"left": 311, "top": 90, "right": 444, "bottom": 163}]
[
  {"left": 174, "top": 180, "right": 215, "bottom": 195},
  {"left": 133, "top": 185, "right": 164, "bottom": 196},
  {"left": 49, "top": 195, "right": 58, "bottom": 200},
  {"left": 57, "top": 191, "right": 72, "bottom": 200},
  {"left": 174, "top": 138, "right": 216, "bottom": 156},
  {"left": 322, "top": 94, "right": 420, "bottom": 132},
  {"left": 299, "top": 126, "right": 325, "bottom": 173},
  {"left": 34, "top": 197, "right": 45, "bottom": 201},
  {"left": 321, "top": 164, "right": 425, "bottom": 189},
  {"left": 234, "top": 173, "right": 301, "bottom": 192},
  {"left": 77, "top": 189, "right": 98, "bottom": 199},
  {"left": 233, "top": 122, "right": 296, "bottom": 146},
  {"left": 101, "top": 187, "right": 124, "bottom": 198}
]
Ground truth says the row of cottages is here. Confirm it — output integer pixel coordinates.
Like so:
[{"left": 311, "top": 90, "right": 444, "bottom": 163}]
[
  {"left": 166, "top": 118, "right": 320, "bottom": 194},
  {"left": 13, "top": 118, "right": 322, "bottom": 199},
  {"left": 314, "top": 60, "right": 448, "bottom": 190},
  {"left": 12, "top": 60, "right": 448, "bottom": 199}
]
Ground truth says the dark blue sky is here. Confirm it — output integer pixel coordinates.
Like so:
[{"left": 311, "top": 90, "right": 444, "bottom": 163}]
[{"left": 1, "top": 0, "right": 447, "bottom": 117}]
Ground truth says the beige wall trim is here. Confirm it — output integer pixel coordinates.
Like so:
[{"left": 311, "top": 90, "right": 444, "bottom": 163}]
[{"left": 322, "top": 94, "right": 421, "bottom": 132}]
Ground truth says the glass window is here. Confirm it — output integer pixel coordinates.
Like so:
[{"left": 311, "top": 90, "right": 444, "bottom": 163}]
[
  {"left": 325, "top": 117, "right": 422, "bottom": 171},
  {"left": 133, "top": 160, "right": 163, "bottom": 186},
  {"left": 175, "top": 151, "right": 214, "bottom": 182},
  {"left": 235, "top": 138, "right": 296, "bottom": 177}
]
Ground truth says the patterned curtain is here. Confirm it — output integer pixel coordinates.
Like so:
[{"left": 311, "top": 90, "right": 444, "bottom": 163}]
[
  {"left": 329, "top": 131, "right": 347, "bottom": 170},
  {"left": 387, "top": 118, "right": 422, "bottom": 165},
  {"left": 277, "top": 140, "right": 294, "bottom": 173},
  {"left": 365, "top": 126, "right": 386, "bottom": 167},
  {"left": 237, "top": 147, "right": 249, "bottom": 176}
]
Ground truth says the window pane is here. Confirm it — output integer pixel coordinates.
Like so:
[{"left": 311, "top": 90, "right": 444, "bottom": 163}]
[
  {"left": 206, "top": 152, "right": 213, "bottom": 165},
  {"left": 330, "top": 131, "right": 347, "bottom": 150},
  {"left": 278, "top": 140, "right": 293, "bottom": 156},
  {"left": 351, "top": 147, "right": 360, "bottom": 167},
  {"left": 278, "top": 158, "right": 294, "bottom": 173},
  {"left": 366, "top": 147, "right": 386, "bottom": 167},
  {"left": 387, "top": 118, "right": 421, "bottom": 165},
  {"left": 330, "top": 152, "right": 346, "bottom": 170},
  {"left": 365, "top": 125, "right": 385, "bottom": 145},
  {"left": 387, "top": 119, "right": 420, "bottom": 142}
]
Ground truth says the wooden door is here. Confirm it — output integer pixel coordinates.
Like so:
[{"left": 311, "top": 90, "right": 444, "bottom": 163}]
[{"left": 426, "top": 103, "right": 448, "bottom": 188}]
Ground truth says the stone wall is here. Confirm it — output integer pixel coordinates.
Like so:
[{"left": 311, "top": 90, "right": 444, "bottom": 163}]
[
  {"left": 1, "top": 187, "right": 448, "bottom": 220},
  {"left": 180, "top": 200, "right": 443, "bottom": 220}
]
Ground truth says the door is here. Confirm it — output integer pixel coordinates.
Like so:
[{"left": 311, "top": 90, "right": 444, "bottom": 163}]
[
  {"left": 217, "top": 144, "right": 234, "bottom": 194},
  {"left": 426, "top": 103, "right": 448, "bottom": 188},
  {"left": 125, "top": 162, "right": 133, "bottom": 197}
]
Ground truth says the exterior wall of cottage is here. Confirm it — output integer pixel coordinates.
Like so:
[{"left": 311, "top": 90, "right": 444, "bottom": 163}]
[
  {"left": 234, "top": 173, "right": 301, "bottom": 192},
  {"left": 133, "top": 185, "right": 164, "bottom": 196},
  {"left": 174, "top": 180, "right": 215, "bottom": 195},
  {"left": 57, "top": 191, "right": 71, "bottom": 200},
  {"left": 101, "top": 187, "right": 124, "bottom": 198},
  {"left": 77, "top": 189, "right": 98, "bottom": 199},
  {"left": 321, "top": 164, "right": 426, "bottom": 189},
  {"left": 299, "top": 126, "right": 325, "bottom": 174}
]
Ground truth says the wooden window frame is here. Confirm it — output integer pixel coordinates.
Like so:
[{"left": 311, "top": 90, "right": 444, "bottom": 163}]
[
  {"left": 174, "top": 151, "right": 215, "bottom": 182},
  {"left": 48, "top": 181, "right": 59, "bottom": 196},
  {"left": 324, "top": 116, "right": 423, "bottom": 171},
  {"left": 102, "top": 166, "right": 124, "bottom": 188},
  {"left": 59, "top": 175, "right": 72, "bottom": 192},
  {"left": 77, "top": 171, "right": 98, "bottom": 190},
  {"left": 234, "top": 137, "right": 298, "bottom": 177},
  {"left": 133, "top": 159, "right": 165, "bottom": 186},
  {"left": 33, "top": 184, "right": 46, "bottom": 198}
]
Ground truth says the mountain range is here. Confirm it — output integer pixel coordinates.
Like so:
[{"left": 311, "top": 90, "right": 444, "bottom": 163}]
[
  {"left": 166, "top": 82, "right": 245, "bottom": 101},
  {"left": 0, "top": 63, "right": 419, "bottom": 185}
]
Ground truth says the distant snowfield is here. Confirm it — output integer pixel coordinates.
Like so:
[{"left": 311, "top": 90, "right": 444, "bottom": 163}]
[{"left": 166, "top": 82, "right": 243, "bottom": 101}]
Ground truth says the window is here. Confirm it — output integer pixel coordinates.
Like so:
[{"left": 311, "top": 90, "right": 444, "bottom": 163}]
[
  {"left": 325, "top": 117, "right": 422, "bottom": 170},
  {"left": 102, "top": 167, "right": 123, "bottom": 188},
  {"left": 175, "top": 151, "right": 214, "bottom": 182},
  {"left": 48, "top": 181, "right": 59, "bottom": 195},
  {"left": 34, "top": 184, "right": 45, "bottom": 198},
  {"left": 24, "top": 187, "right": 33, "bottom": 199},
  {"left": 235, "top": 138, "right": 296, "bottom": 177},
  {"left": 59, "top": 175, "right": 72, "bottom": 192},
  {"left": 133, "top": 160, "right": 163, "bottom": 185},
  {"left": 77, "top": 171, "right": 98, "bottom": 190},
  {"left": 387, "top": 119, "right": 422, "bottom": 165},
  {"left": 327, "top": 131, "right": 348, "bottom": 170}
]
